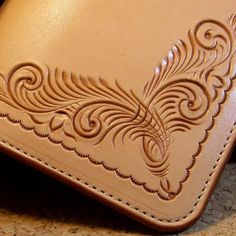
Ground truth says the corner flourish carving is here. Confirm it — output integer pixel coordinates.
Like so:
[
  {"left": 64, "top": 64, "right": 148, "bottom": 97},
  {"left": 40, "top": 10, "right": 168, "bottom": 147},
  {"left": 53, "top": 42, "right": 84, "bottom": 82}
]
[{"left": 0, "top": 15, "right": 236, "bottom": 199}]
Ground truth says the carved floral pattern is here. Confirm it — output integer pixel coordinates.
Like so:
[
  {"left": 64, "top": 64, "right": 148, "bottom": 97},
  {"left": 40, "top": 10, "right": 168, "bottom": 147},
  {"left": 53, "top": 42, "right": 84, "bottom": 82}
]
[{"left": 0, "top": 15, "right": 236, "bottom": 199}]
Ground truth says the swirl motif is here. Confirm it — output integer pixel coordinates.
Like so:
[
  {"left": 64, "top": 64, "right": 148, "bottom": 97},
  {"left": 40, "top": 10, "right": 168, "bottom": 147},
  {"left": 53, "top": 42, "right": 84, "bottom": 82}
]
[
  {"left": 194, "top": 20, "right": 232, "bottom": 54},
  {"left": 7, "top": 63, "right": 47, "bottom": 112},
  {"left": 75, "top": 110, "right": 103, "bottom": 139},
  {"left": 0, "top": 15, "right": 236, "bottom": 198}
]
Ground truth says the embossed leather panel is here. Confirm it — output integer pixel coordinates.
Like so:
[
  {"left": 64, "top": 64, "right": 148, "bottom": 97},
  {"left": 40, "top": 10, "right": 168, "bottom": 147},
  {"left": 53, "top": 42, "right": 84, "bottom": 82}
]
[{"left": 0, "top": 0, "right": 235, "bottom": 232}]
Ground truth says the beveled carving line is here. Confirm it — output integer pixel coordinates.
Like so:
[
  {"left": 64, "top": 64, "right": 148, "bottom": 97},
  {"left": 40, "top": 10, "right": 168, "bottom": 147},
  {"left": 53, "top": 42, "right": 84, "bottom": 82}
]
[{"left": 0, "top": 15, "right": 236, "bottom": 199}]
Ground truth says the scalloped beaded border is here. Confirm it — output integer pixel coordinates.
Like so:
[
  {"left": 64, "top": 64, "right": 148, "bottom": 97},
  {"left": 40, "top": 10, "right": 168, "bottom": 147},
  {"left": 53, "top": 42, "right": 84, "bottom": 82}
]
[{"left": 0, "top": 121, "right": 235, "bottom": 224}]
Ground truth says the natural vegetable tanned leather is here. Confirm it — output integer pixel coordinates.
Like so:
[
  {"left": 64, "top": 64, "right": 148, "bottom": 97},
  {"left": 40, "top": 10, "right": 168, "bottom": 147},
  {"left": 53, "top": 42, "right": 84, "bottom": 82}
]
[{"left": 0, "top": 0, "right": 235, "bottom": 232}]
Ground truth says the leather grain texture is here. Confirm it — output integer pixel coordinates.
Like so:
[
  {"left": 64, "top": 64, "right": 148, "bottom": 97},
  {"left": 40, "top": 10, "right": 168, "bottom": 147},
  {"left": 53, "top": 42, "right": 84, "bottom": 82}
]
[{"left": 0, "top": 0, "right": 235, "bottom": 232}]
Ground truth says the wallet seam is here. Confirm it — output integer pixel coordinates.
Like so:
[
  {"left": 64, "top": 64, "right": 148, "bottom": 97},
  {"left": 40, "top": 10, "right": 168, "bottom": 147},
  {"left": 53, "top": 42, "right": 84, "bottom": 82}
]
[{"left": 0, "top": 121, "right": 235, "bottom": 223}]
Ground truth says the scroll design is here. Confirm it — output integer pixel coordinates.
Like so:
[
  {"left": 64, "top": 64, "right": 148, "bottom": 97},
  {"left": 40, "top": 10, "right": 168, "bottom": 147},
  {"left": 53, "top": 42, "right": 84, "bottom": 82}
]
[{"left": 0, "top": 15, "right": 236, "bottom": 199}]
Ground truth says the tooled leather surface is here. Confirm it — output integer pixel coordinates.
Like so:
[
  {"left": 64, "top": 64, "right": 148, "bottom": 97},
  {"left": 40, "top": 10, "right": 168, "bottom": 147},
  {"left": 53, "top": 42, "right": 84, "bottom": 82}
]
[
  {"left": 0, "top": 15, "right": 236, "bottom": 200},
  {"left": 0, "top": 120, "right": 235, "bottom": 225}
]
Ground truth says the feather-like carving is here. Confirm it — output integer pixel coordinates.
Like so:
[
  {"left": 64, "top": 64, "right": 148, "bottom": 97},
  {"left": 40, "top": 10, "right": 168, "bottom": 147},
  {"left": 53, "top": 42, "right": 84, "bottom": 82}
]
[
  {"left": 2, "top": 62, "right": 170, "bottom": 176},
  {"left": 144, "top": 17, "right": 236, "bottom": 134},
  {"left": 0, "top": 15, "right": 236, "bottom": 197}
]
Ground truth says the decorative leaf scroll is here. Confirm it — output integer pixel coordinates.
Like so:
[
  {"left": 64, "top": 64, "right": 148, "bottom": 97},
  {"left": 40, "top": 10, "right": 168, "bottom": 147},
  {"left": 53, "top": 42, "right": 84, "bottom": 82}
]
[{"left": 0, "top": 15, "right": 236, "bottom": 197}]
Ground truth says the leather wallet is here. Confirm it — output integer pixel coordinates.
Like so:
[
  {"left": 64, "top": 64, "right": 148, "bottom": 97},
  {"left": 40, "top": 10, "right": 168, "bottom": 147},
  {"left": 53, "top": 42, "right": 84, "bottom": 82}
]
[{"left": 0, "top": 0, "right": 235, "bottom": 232}]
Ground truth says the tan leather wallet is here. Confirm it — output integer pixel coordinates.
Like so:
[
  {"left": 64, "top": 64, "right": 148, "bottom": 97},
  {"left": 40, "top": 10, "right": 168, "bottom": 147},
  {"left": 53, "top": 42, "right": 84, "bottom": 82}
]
[{"left": 0, "top": 0, "right": 235, "bottom": 232}]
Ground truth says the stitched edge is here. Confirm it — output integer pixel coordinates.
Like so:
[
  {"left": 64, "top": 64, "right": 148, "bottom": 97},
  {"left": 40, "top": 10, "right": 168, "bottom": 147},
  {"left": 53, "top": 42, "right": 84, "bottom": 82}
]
[
  {"left": 0, "top": 121, "right": 235, "bottom": 224},
  {"left": 0, "top": 14, "right": 235, "bottom": 198},
  {"left": 0, "top": 112, "right": 168, "bottom": 199}
]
